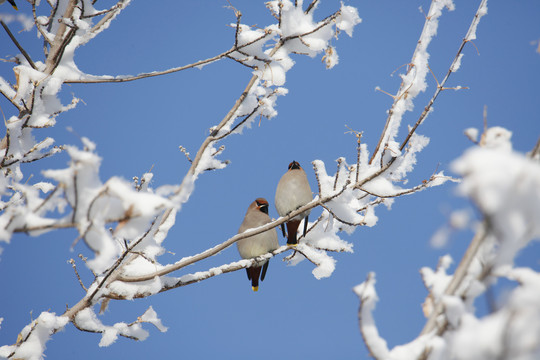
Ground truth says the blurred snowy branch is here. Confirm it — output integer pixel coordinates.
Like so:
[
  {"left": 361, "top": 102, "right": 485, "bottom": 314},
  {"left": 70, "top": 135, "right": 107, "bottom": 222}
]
[{"left": 355, "top": 128, "right": 540, "bottom": 360}]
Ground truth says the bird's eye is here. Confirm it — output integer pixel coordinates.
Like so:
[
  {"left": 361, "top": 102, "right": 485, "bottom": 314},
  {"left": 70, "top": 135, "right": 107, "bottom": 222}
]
[{"left": 259, "top": 204, "right": 269, "bottom": 214}]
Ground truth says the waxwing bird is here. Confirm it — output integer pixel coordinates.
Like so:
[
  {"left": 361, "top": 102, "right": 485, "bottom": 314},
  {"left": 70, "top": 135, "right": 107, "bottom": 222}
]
[
  {"left": 275, "top": 160, "right": 312, "bottom": 245},
  {"left": 1, "top": 0, "right": 17, "bottom": 10},
  {"left": 237, "top": 198, "right": 279, "bottom": 292}
]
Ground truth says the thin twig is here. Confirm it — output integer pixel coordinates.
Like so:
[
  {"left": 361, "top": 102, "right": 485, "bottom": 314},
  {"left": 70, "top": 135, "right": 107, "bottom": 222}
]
[
  {"left": 321, "top": 204, "right": 365, "bottom": 227},
  {"left": 69, "top": 259, "right": 87, "bottom": 291},
  {"left": 65, "top": 31, "right": 273, "bottom": 84},
  {"left": 289, "top": 246, "right": 321, "bottom": 267},
  {"left": 0, "top": 20, "right": 37, "bottom": 70},
  {"left": 87, "top": 217, "right": 158, "bottom": 301},
  {"left": 333, "top": 158, "right": 343, "bottom": 191},
  {"left": 312, "top": 162, "right": 323, "bottom": 196},
  {"left": 0, "top": 88, "right": 22, "bottom": 111},
  {"left": 305, "top": 0, "right": 319, "bottom": 14}
]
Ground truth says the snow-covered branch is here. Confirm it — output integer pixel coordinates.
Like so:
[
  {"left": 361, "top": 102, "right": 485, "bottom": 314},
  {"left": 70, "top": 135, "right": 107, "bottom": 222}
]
[{"left": 368, "top": 0, "right": 488, "bottom": 166}]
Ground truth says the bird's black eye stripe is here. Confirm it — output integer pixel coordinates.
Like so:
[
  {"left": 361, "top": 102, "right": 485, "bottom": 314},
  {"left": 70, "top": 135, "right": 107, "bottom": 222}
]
[{"left": 259, "top": 204, "right": 269, "bottom": 214}]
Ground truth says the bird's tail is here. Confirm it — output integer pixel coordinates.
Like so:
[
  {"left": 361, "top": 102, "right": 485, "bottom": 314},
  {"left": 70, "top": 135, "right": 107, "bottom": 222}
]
[
  {"left": 286, "top": 220, "right": 301, "bottom": 245},
  {"left": 247, "top": 266, "right": 262, "bottom": 291}
]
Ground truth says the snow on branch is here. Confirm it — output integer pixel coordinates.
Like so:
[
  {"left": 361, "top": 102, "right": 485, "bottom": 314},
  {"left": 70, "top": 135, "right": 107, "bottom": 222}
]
[
  {"left": 71, "top": 306, "right": 167, "bottom": 347},
  {"left": 369, "top": 0, "right": 455, "bottom": 165},
  {"left": 0, "top": 312, "right": 69, "bottom": 359},
  {"left": 353, "top": 273, "right": 392, "bottom": 360},
  {"left": 369, "top": 0, "right": 489, "bottom": 168}
]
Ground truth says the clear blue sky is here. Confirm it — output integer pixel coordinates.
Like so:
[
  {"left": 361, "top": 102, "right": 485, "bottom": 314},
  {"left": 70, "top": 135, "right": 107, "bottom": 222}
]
[{"left": 1, "top": 1, "right": 539, "bottom": 359}]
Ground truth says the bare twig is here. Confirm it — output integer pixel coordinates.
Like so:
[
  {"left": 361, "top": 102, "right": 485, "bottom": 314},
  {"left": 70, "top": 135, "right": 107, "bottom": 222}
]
[
  {"left": 305, "top": 0, "right": 319, "bottom": 14},
  {"left": 69, "top": 258, "right": 87, "bottom": 291},
  {"left": 0, "top": 20, "right": 37, "bottom": 70}
]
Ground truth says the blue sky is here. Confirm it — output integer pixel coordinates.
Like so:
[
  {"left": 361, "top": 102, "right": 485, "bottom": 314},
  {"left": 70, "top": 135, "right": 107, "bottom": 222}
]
[{"left": 1, "top": 0, "right": 539, "bottom": 359}]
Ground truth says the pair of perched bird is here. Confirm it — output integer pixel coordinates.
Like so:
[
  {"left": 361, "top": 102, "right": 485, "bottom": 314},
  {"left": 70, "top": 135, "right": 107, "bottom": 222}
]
[
  {"left": 1, "top": 0, "right": 17, "bottom": 10},
  {"left": 236, "top": 161, "right": 312, "bottom": 291}
]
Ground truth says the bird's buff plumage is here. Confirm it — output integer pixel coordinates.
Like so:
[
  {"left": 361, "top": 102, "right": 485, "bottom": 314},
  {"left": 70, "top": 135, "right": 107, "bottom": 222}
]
[
  {"left": 237, "top": 198, "right": 279, "bottom": 291},
  {"left": 275, "top": 161, "right": 312, "bottom": 245}
]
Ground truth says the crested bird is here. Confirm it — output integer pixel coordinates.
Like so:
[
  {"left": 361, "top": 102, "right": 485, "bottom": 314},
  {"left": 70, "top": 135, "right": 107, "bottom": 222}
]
[
  {"left": 237, "top": 198, "right": 279, "bottom": 292},
  {"left": 275, "top": 160, "right": 312, "bottom": 245},
  {"left": 1, "top": 0, "right": 17, "bottom": 10}
]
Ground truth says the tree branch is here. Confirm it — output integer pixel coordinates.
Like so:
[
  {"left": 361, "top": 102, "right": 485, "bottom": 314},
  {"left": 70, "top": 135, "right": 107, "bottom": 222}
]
[
  {"left": 0, "top": 20, "right": 37, "bottom": 70},
  {"left": 44, "top": 0, "right": 77, "bottom": 75},
  {"left": 65, "top": 30, "right": 273, "bottom": 84}
]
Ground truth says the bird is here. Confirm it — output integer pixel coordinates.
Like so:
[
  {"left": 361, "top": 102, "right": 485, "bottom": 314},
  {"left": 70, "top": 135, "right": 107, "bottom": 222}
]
[
  {"left": 237, "top": 198, "right": 279, "bottom": 292},
  {"left": 0, "top": 0, "right": 17, "bottom": 10},
  {"left": 275, "top": 160, "right": 312, "bottom": 245}
]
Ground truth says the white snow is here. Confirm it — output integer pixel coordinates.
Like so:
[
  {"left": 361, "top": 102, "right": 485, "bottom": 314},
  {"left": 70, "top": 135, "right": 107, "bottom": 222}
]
[
  {"left": 140, "top": 306, "right": 168, "bottom": 333},
  {"left": 337, "top": 5, "right": 362, "bottom": 37},
  {"left": 452, "top": 128, "right": 540, "bottom": 269},
  {"left": 75, "top": 306, "right": 153, "bottom": 347},
  {"left": 420, "top": 255, "right": 454, "bottom": 302},
  {"left": 0, "top": 312, "right": 68, "bottom": 360},
  {"left": 464, "top": 127, "right": 479, "bottom": 143}
]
